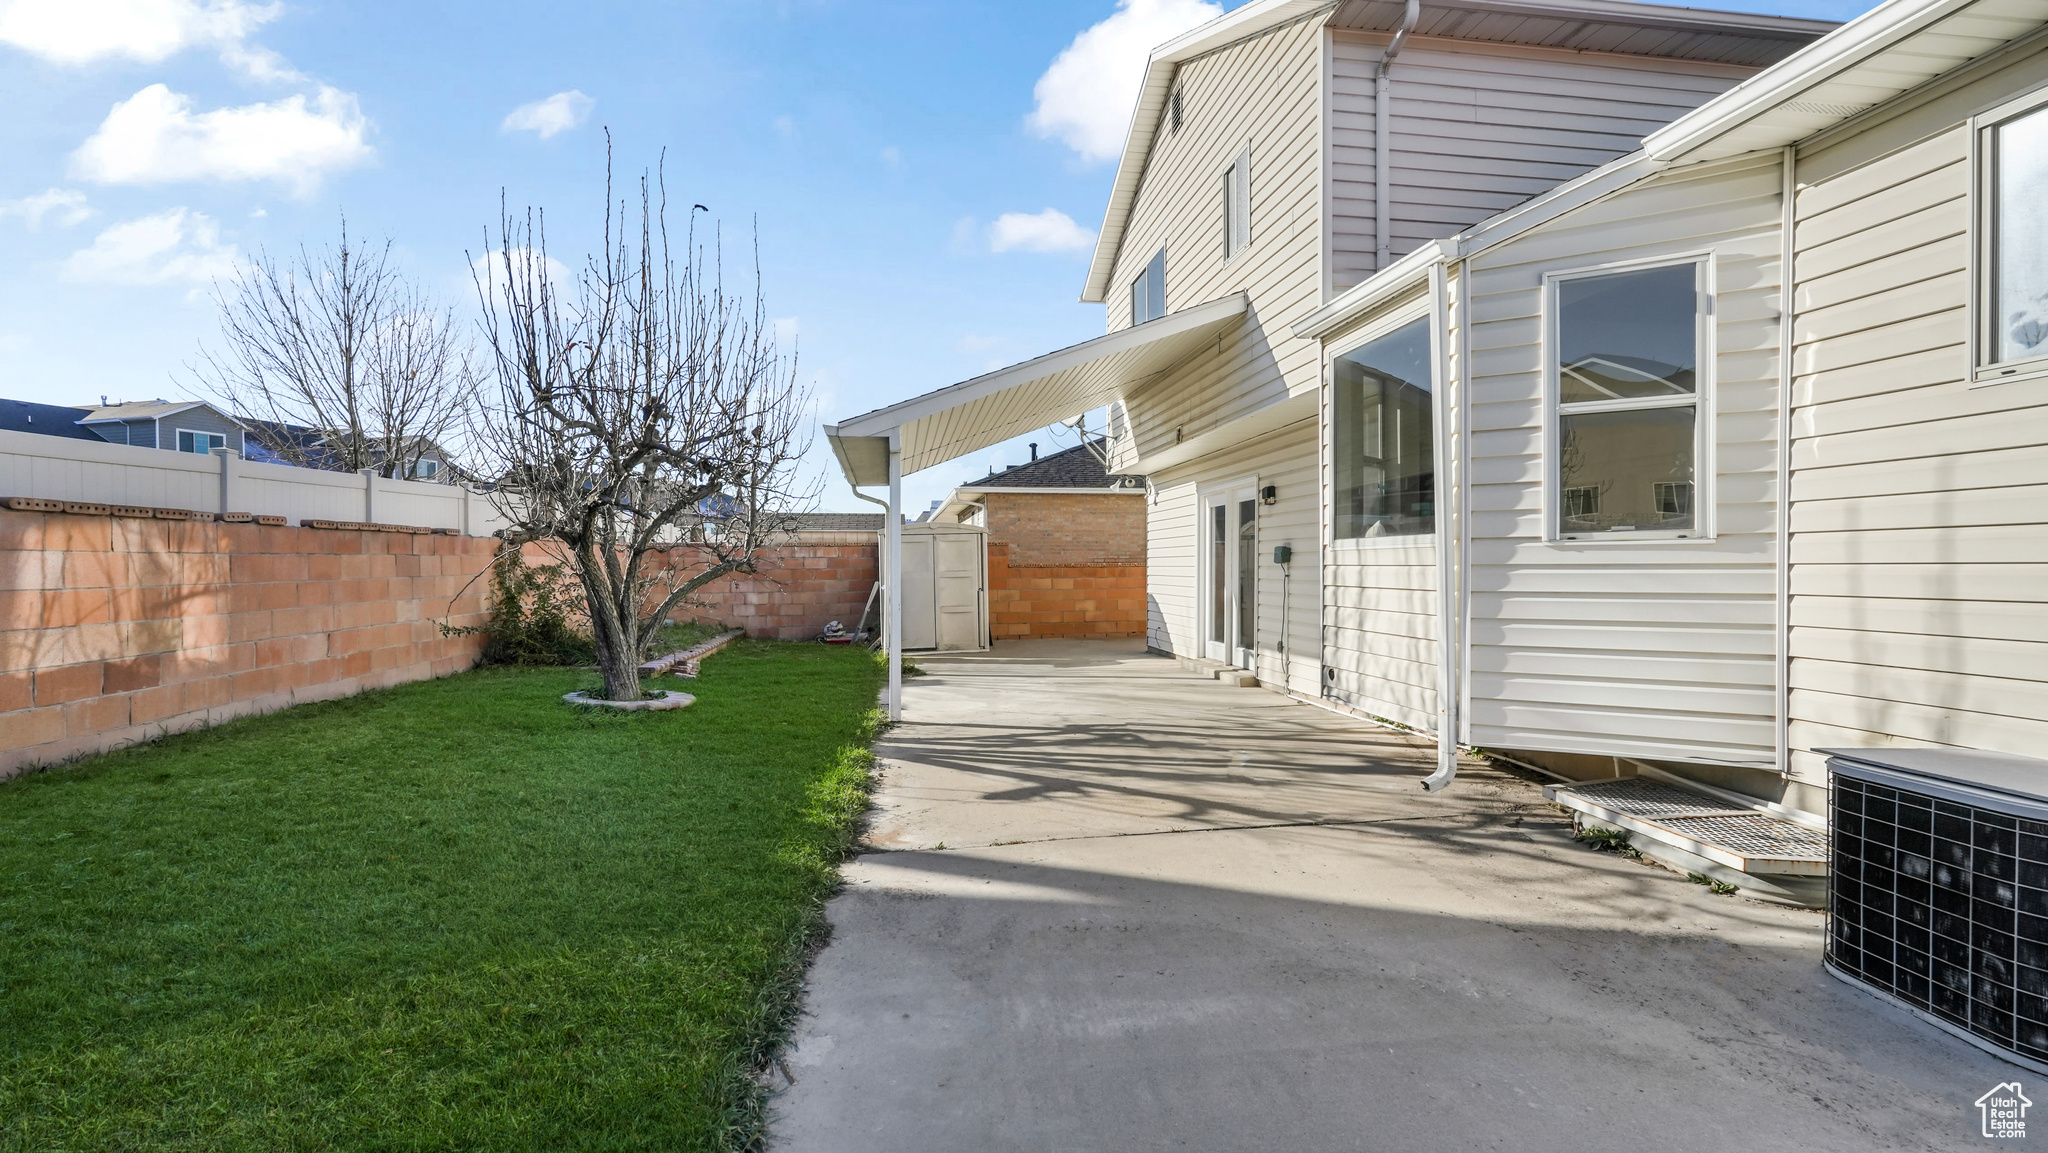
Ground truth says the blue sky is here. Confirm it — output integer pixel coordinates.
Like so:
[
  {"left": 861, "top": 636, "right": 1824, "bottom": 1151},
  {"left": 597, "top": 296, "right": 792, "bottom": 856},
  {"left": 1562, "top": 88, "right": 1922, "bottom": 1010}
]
[{"left": 0, "top": 0, "right": 1869, "bottom": 514}]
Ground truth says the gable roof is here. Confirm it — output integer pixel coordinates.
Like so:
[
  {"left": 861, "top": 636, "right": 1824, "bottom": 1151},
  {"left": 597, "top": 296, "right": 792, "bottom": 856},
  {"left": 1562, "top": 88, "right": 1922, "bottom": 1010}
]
[
  {"left": 1080, "top": 0, "right": 1837, "bottom": 303},
  {"left": 963, "top": 439, "right": 1145, "bottom": 491},
  {"left": 787, "top": 512, "right": 887, "bottom": 533},
  {"left": 78, "top": 399, "right": 244, "bottom": 426},
  {"left": 0, "top": 398, "right": 100, "bottom": 441}
]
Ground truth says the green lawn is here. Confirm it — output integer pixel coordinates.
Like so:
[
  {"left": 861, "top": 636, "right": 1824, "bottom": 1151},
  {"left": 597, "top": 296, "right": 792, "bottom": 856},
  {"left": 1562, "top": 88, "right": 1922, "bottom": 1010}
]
[{"left": 0, "top": 642, "right": 885, "bottom": 1152}]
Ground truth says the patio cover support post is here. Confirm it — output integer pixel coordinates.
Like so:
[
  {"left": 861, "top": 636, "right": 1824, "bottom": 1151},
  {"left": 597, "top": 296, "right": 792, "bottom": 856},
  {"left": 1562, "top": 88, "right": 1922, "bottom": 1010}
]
[{"left": 886, "top": 432, "right": 903, "bottom": 722}]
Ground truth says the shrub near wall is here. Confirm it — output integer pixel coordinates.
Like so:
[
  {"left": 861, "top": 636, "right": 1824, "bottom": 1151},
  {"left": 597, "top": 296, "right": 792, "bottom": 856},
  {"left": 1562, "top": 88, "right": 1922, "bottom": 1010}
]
[{"left": 0, "top": 510, "right": 496, "bottom": 779}]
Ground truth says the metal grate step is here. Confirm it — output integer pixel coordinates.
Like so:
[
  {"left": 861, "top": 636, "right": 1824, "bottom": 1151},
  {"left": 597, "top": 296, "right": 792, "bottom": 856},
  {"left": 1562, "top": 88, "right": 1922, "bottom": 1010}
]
[{"left": 1545, "top": 776, "right": 1829, "bottom": 876}]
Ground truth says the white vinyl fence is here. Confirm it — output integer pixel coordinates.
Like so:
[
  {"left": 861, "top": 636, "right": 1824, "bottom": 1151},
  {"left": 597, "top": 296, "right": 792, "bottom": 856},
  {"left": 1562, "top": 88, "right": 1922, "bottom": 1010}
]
[{"left": 0, "top": 429, "right": 512, "bottom": 536}]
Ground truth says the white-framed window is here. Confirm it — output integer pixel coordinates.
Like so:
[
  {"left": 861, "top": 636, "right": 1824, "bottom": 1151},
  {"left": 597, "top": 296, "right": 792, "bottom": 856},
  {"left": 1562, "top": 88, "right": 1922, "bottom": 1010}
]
[
  {"left": 1223, "top": 149, "right": 1250, "bottom": 260},
  {"left": 1975, "top": 85, "right": 2048, "bottom": 385},
  {"left": 1545, "top": 255, "right": 1713, "bottom": 541},
  {"left": 1130, "top": 248, "right": 1167, "bottom": 325},
  {"left": 176, "top": 429, "right": 226, "bottom": 454},
  {"left": 409, "top": 458, "right": 441, "bottom": 480},
  {"left": 1330, "top": 310, "right": 1436, "bottom": 542}
]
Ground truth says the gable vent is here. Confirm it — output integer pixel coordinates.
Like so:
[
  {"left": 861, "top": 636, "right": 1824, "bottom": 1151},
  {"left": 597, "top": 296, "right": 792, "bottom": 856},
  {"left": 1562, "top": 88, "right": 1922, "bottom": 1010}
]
[{"left": 1171, "top": 86, "right": 1184, "bottom": 134}]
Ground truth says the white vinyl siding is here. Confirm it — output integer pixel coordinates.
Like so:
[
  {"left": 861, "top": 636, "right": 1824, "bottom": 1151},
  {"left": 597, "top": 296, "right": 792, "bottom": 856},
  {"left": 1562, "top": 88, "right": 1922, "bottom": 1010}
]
[
  {"left": 1785, "top": 58, "right": 2048, "bottom": 792},
  {"left": 1461, "top": 154, "right": 1785, "bottom": 769},
  {"left": 1320, "top": 298, "right": 1441, "bottom": 731},
  {"left": 1148, "top": 421, "right": 1321, "bottom": 696},
  {"left": 1327, "top": 34, "right": 1750, "bottom": 291},
  {"left": 1113, "top": 15, "right": 1325, "bottom": 462}
]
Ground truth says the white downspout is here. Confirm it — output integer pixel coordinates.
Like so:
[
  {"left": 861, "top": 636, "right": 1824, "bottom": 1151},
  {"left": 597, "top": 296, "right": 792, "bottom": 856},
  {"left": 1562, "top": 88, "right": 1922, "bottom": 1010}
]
[
  {"left": 886, "top": 433, "right": 904, "bottom": 721},
  {"left": 1423, "top": 257, "right": 1457, "bottom": 792},
  {"left": 1375, "top": 0, "right": 1421, "bottom": 272},
  {"left": 1776, "top": 145, "right": 1797, "bottom": 779}
]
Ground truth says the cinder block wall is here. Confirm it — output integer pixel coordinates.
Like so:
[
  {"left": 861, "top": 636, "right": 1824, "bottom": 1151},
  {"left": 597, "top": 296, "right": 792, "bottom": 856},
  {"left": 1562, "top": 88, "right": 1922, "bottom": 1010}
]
[
  {"left": 668, "top": 532, "right": 878, "bottom": 641},
  {"left": 984, "top": 493, "right": 1145, "bottom": 567},
  {"left": 980, "top": 493, "right": 1147, "bottom": 640},
  {"left": 0, "top": 509, "right": 497, "bottom": 780}
]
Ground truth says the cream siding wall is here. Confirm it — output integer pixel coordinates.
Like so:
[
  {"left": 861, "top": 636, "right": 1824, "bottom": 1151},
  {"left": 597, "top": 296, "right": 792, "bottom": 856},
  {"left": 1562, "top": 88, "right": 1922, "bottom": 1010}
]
[
  {"left": 1113, "top": 16, "right": 1327, "bottom": 464},
  {"left": 1146, "top": 421, "right": 1322, "bottom": 697},
  {"left": 1327, "top": 35, "right": 1752, "bottom": 291},
  {"left": 1318, "top": 289, "right": 1442, "bottom": 732},
  {"left": 1460, "top": 154, "right": 1786, "bottom": 769},
  {"left": 1785, "top": 53, "right": 2048, "bottom": 792}
]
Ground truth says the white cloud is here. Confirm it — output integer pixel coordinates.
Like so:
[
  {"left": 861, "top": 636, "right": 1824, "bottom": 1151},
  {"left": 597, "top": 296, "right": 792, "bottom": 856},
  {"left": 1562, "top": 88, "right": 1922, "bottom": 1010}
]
[
  {"left": 0, "top": 188, "right": 92, "bottom": 229},
  {"left": 1026, "top": 0, "right": 1221, "bottom": 163},
  {"left": 59, "top": 207, "right": 237, "bottom": 287},
  {"left": 989, "top": 208, "right": 1096, "bottom": 254},
  {"left": 773, "top": 316, "right": 800, "bottom": 347},
  {"left": 501, "top": 90, "right": 594, "bottom": 140},
  {"left": 469, "top": 248, "right": 572, "bottom": 297},
  {"left": 0, "top": 0, "right": 296, "bottom": 80},
  {"left": 69, "top": 83, "right": 373, "bottom": 197}
]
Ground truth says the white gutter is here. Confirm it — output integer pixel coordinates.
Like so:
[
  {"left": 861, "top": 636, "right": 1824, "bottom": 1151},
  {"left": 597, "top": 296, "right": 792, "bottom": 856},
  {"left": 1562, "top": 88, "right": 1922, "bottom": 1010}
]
[
  {"left": 1640, "top": 0, "right": 1983, "bottom": 164},
  {"left": 1375, "top": 0, "right": 1422, "bottom": 272},
  {"left": 1775, "top": 145, "right": 1796, "bottom": 781},
  {"left": 1292, "top": 241, "right": 1447, "bottom": 340}
]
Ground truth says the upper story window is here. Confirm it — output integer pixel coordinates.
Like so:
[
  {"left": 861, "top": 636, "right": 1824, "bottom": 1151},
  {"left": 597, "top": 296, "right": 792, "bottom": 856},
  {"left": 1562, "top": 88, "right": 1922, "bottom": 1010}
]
[
  {"left": 1978, "top": 88, "right": 2048, "bottom": 383},
  {"left": 177, "top": 429, "right": 226, "bottom": 454},
  {"left": 1548, "top": 258, "right": 1709, "bottom": 541},
  {"left": 1130, "top": 248, "right": 1166, "bottom": 325},
  {"left": 1223, "top": 150, "right": 1250, "bottom": 260},
  {"left": 1333, "top": 316, "right": 1434, "bottom": 540}
]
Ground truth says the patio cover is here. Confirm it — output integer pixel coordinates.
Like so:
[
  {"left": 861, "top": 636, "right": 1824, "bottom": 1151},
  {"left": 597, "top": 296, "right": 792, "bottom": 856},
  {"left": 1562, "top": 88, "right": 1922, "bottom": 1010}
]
[{"left": 824, "top": 292, "right": 1247, "bottom": 487}]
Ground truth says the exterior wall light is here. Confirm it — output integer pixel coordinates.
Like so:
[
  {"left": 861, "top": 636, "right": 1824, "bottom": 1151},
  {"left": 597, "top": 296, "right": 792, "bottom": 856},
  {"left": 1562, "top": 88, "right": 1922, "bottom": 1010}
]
[{"left": 1260, "top": 485, "right": 1277, "bottom": 505}]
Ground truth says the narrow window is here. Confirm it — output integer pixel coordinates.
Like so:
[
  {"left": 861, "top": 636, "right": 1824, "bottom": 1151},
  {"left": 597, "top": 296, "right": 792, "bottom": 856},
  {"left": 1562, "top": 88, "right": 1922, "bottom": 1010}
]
[
  {"left": 1236, "top": 499, "right": 1256, "bottom": 650},
  {"left": 1130, "top": 248, "right": 1167, "bottom": 324},
  {"left": 1223, "top": 152, "right": 1250, "bottom": 259},
  {"left": 1552, "top": 261, "right": 1704, "bottom": 539},
  {"left": 1981, "top": 94, "right": 2048, "bottom": 378},
  {"left": 1332, "top": 316, "right": 1434, "bottom": 539}
]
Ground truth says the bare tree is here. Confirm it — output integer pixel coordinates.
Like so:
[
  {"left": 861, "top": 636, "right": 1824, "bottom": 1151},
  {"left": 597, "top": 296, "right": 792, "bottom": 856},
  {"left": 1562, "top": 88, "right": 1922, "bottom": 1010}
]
[
  {"left": 470, "top": 153, "right": 813, "bottom": 701},
  {"left": 191, "top": 218, "right": 473, "bottom": 480}
]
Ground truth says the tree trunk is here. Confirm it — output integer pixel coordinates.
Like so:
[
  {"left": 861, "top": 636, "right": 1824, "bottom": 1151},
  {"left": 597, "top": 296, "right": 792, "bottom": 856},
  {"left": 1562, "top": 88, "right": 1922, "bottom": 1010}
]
[{"left": 596, "top": 635, "right": 643, "bottom": 702}]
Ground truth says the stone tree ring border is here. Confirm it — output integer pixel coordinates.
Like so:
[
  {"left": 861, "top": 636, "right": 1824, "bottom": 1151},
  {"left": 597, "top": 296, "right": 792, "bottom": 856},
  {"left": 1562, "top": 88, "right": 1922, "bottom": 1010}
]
[{"left": 561, "top": 690, "right": 696, "bottom": 712}]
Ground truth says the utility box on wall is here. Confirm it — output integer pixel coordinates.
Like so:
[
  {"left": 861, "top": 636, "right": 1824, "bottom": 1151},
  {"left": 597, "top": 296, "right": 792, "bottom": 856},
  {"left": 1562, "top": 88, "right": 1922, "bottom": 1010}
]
[{"left": 884, "top": 522, "right": 989, "bottom": 652}]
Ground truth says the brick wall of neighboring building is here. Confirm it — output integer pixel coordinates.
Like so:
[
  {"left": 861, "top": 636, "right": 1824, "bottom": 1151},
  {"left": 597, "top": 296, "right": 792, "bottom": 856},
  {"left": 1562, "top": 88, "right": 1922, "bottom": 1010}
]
[
  {"left": 670, "top": 532, "right": 878, "bottom": 641},
  {"left": 0, "top": 509, "right": 495, "bottom": 780},
  {"left": 981, "top": 492, "right": 1146, "bottom": 567}
]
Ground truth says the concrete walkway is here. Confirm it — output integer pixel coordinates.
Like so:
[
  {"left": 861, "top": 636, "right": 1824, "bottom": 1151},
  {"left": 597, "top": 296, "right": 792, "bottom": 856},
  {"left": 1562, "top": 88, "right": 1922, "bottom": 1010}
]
[{"left": 771, "top": 641, "right": 2007, "bottom": 1152}]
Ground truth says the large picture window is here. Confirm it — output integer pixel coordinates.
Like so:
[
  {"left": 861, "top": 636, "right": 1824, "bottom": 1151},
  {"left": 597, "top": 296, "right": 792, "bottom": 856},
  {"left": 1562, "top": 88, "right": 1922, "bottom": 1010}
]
[
  {"left": 1551, "top": 260, "right": 1705, "bottom": 539},
  {"left": 1332, "top": 316, "right": 1434, "bottom": 539},
  {"left": 1980, "top": 93, "right": 2048, "bottom": 380}
]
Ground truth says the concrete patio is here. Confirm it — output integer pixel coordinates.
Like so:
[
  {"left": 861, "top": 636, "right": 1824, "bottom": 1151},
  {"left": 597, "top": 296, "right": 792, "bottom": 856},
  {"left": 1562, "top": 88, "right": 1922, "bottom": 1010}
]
[{"left": 770, "top": 640, "right": 2007, "bottom": 1152}]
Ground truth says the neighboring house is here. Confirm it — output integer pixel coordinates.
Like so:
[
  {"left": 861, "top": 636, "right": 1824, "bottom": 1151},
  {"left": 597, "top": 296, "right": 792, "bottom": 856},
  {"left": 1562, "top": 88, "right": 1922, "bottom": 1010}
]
[
  {"left": 76, "top": 399, "right": 247, "bottom": 455},
  {"left": 828, "top": 0, "right": 2048, "bottom": 834},
  {"left": 0, "top": 399, "right": 101, "bottom": 443},
  {"left": 934, "top": 439, "right": 1148, "bottom": 640},
  {"left": 242, "top": 418, "right": 460, "bottom": 481}
]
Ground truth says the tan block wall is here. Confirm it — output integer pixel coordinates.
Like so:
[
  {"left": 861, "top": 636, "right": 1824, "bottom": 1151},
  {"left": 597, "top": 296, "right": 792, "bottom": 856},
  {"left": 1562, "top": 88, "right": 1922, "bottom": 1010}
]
[
  {"left": 987, "top": 542, "right": 1146, "bottom": 640},
  {"left": 983, "top": 493, "right": 1146, "bottom": 567},
  {"left": 670, "top": 533, "right": 878, "bottom": 641},
  {"left": 0, "top": 510, "right": 496, "bottom": 780}
]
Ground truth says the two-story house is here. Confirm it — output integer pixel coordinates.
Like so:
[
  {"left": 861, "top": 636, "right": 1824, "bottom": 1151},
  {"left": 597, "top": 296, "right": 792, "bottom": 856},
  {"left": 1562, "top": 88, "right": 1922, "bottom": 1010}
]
[{"left": 831, "top": 0, "right": 2048, "bottom": 877}]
